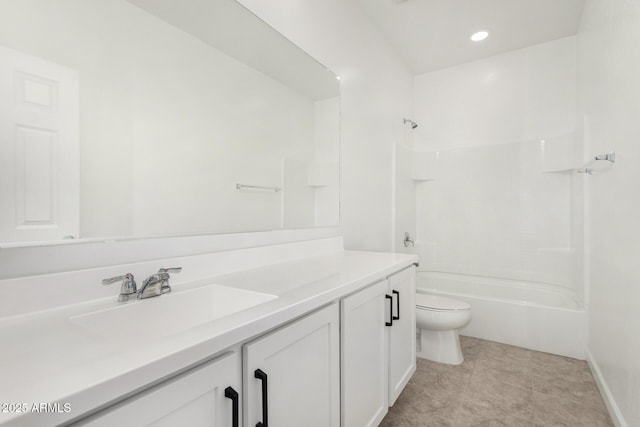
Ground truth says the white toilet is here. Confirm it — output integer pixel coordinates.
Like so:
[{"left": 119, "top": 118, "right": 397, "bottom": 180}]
[{"left": 415, "top": 293, "right": 472, "bottom": 365}]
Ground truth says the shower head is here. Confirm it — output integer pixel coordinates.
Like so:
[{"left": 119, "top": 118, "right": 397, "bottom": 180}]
[{"left": 403, "top": 118, "right": 418, "bottom": 129}]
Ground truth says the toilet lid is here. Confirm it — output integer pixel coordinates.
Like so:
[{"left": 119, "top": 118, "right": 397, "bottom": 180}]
[{"left": 416, "top": 294, "right": 470, "bottom": 311}]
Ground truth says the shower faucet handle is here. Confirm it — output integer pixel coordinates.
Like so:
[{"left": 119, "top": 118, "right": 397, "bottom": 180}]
[{"left": 403, "top": 232, "right": 415, "bottom": 247}]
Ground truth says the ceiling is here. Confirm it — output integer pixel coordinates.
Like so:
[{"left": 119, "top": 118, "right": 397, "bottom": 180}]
[{"left": 351, "top": 0, "right": 585, "bottom": 74}]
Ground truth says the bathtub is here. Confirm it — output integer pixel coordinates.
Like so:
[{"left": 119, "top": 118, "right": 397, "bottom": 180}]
[{"left": 417, "top": 271, "right": 587, "bottom": 359}]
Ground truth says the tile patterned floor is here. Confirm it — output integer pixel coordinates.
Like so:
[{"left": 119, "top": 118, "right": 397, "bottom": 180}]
[{"left": 381, "top": 336, "right": 613, "bottom": 427}]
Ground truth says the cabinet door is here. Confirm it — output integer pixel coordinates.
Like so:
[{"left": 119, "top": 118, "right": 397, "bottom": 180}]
[
  {"left": 388, "top": 266, "right": 416, "bottom": 405},
  {"left": 76, "top": 351, "right": 241, "bottom": 427},
  {"left": 341, "top": 279, "right": 389, "bottom": 427},
  {"left": 243, "top": 303, "right": 340, "bottom": 427}
]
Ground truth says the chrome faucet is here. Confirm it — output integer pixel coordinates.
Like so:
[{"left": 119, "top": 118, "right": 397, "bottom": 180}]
[
  {"left": 403, "top": 232, "right": 415, "bottom": 247},
  {"left": 138, "top": 267, "right": 182, "bottom": 299},
  {"left": 102, "top": 273, "right": 137, "bottom": 302},
  {"left": 102, "top": 268, "right": 182, "bottom": 302}
]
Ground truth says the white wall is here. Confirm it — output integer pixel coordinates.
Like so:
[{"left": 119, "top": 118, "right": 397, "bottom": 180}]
[
  {"left": 393, "top": 121, "right": 418, "bottom": 254},
  {"left": 393, "top": 141, "right": 417, "bottom": 254},
  {"left": 415, "top": 36, "right": 578, "bottom": 151},
  {"left": 237, "top": 0, "right": 415, "bottom": 252},
  {"left": 313, "top": 97, "right": 340, "bottom": 227},
  {"left": 412, "top": 37, "right": 583, "bottom": 298},
  {"left": 578, "top": 1, "right": 640, "bottom": 425}
]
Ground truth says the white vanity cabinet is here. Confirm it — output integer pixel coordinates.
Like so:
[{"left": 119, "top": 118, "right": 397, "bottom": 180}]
[
  {"left": 387, "top": 266, "right": 416, "bottom": 405},
  {"left": 341, "top": 279, "right": 390, "bottom": 427},
  {"left": 340, "top": 266, "right": 416, "bottom": 427},
  {"left": 75, "top": 351, "right": 242, "bottom": 427},
  {"left": 61, "top": 264, "right": 414, "bottom": 427},
  {"left": 243, "top": 302, "right": 341, "bottom": 427},
  {"left": 74, "top": 303, "right": 340, "bottom": 427}
]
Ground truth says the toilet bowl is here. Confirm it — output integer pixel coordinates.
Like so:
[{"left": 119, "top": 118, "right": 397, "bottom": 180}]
[{"left": 416, "top": 294, "right": 471, "bottom": 365}]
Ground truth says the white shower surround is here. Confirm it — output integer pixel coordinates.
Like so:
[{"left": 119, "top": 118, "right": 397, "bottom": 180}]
[
  {"left": 417, "top": 271, "right": 587, "bottom": 359},
  {"left": 408, "top": 36, "right": 586, "bottom": 358}
]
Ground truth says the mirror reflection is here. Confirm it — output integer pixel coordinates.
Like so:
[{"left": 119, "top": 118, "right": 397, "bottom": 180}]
[{"left": 0, "top": 0, "right": 340, "bottom": 245}]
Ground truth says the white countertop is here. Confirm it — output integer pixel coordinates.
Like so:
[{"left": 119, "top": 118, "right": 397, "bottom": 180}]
[{"left": 0, "top": 250, "right": 417, "bottom": 426}]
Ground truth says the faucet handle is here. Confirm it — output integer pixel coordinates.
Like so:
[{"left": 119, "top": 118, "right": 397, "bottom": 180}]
[
  {"left": 102, "top": 273, "right": 134, "bottom": 285},
  {"left": 157, "top": 267, "right": 181, "bottom": 294},
  {"left": 403, "top": 232, "right": 415, "bottom": 248},
  {"left": 102, "top": 273, "right": 137, "bottom": 302},
  {"left": 158, "top": 267, "right": 182, "bottom": 274}
]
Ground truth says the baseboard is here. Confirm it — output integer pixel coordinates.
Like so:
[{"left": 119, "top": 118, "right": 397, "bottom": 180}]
[{"left": 586, "top": 350, "right": 628, "bottom": 427}]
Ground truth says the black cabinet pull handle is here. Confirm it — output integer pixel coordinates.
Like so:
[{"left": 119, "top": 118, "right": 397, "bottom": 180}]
[
  {"left": 254, "top": 368, "right": 268, "bottom": 427},
  {"left": 392, "top": 290, "right": 400, "bottom": 320},
  {"left": 224, "top": 386, "right": 239, "bottom": 427},
  {"left": 385, "top": 294, "right": 393, "bottom": 326}
]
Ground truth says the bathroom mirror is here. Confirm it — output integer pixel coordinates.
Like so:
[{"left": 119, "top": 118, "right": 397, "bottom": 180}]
[{"left": 0, "top": 0, "right": 340, "bottom": 246}]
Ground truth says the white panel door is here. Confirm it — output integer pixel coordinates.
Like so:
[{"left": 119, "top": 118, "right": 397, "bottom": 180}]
[
  {"left": 0, "top": 45, "right": 79, "bottom": 243},
  {"left": 341, "top": 279, "right": 389, "bottom": 427},
  {"left": 244, "top": 303, "right": 340, "bottom": 427},
  {"left": 76, "top": 351, "right": 241, "bottom": 427},
  {"left": 388, "top": 266, "right": 417, "bottom": 405}
]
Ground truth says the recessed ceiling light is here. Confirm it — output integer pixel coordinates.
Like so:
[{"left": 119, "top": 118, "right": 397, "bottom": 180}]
[{"left": 470, "top": 31, "right": 489, "bottom": 42}]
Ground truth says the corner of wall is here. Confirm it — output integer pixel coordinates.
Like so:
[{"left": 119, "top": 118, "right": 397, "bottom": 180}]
[{"left": 586, "top": 350, "right": 629, "bottom": 427}]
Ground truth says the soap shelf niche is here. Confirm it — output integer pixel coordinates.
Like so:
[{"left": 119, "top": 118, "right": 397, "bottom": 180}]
[{"left": 411, "top": 152, "right": 438, "bottom": 181}]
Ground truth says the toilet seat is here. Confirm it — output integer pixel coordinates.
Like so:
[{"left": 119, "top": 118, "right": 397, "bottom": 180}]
[{"left": 416, "top": 294, "right": 470, "bottom": 311}]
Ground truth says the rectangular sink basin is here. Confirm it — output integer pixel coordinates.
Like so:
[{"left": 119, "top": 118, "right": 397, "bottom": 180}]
[{"left": 70, "top": 284, "right": 276, "bottom": 341}]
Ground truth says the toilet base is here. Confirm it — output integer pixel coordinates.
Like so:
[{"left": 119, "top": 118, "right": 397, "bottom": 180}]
[{"left": 416, "top": 328, "right": 464, "bottom": 365}]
